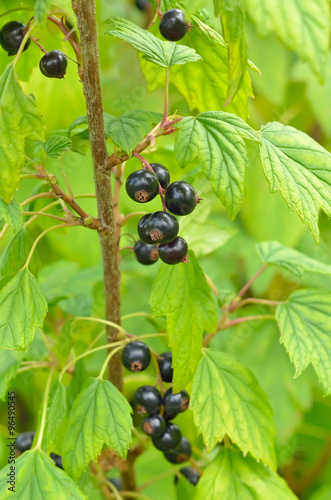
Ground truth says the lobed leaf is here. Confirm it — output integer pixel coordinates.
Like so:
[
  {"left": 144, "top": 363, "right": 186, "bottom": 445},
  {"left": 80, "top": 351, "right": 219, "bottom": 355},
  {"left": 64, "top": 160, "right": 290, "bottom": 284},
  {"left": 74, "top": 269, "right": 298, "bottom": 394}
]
[
  {"left": 43, "top": 136, "right": 72, "bottom": 159},
  {"left": 0, "top": 198, "right": 22, "bottom": 233}
]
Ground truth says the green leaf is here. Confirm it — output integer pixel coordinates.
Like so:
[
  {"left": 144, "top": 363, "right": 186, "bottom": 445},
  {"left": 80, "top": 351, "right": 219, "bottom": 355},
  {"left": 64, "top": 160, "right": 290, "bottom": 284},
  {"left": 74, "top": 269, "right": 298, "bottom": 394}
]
[
  {"left": 106, "top": 18, "right": 202, "bottom": 68},
  {"left": 219, "top": 0, "right": 247, "bottom": 103},
  {"left": 44, "top": 135, "right": 72, "bottom": 159},
  {"left": 244, "top": 0, "right": 330, "bottom": 79},
  {"left": 45, "top": 381, "right": 68, "bottom": 456},
  {"left": 34, "top": 0, "right": 51, "bottom": 24},
  {"left": 0, "top": 198, "right": 22, "bottom": 232},
  {"left": 175, "top": 111, "right": 259, "bottom": 220},
  {"left": 0, "top": 227, "right": 36, "bottom": 279},
  {"left": 194, "top": 448, "right": 298, "bottom": 500},
  {"left": 259, "top": 122, "right": 331, "bottom": 243},
  {"left": 104, "top": 110, "right": 162, "bottom": 153},
  {"left": 256, "top": 241, "right": 331, "bottom": 279},
  {"left": 150, "top": 251, "right": 217, "bottom": 391},
  {"left": 0, "top": 449, "right": 87, "bottom": 499},
  {"left": 51, "top": 320, "right": 75, "bottom": 368},
  {"left": 0, "top": 269, "right": 48, "bottom": 351},
  {"left": 0, "top": 351, "right": 21, "bottom": 400},
  {"left": 0, "top": 64, "right": 44, "bottom": 203},
  {"left": 63, "top": 377, "right": 133, "bottom": 479},
  {"left": 191, "top": 349, "right": 276, "bottom": 467},
  {"left": 275, "top": 289, "right": 331, "bottom": 394},
  {"left": 140, "top": 15, "right": 253, "bottom": 119}
]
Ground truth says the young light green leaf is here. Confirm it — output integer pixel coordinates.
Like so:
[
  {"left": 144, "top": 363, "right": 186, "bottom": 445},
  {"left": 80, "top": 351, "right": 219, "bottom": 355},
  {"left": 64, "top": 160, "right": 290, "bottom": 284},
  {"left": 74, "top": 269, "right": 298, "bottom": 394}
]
[
  {"left": 0, "top": 351, "right": 21, "bottom": 400},
  {"left": 34, "top": 0, "right": 51, "bottom": 24},
  {"left": 0, "top": 64, "right": 44, "bottom": 203},
  {"left": 0, "top": 227, "right": 37, "bottom": 279},
  {"left": 175, "top": 111, "right": 259, "bottom": 220},
  {"left": 259, "top": 122, "right": 331, "bottom": 243},
  {"left": 191, "top": 349, "right": 276, "bottom": 468},
  {"left": 0, "top": 198, "right": 22, "bottom": 232},
  {"left": 0, "top": 449, "right": 87, "bottom": 499},
  {"left": 44, "top": 136, "right": 72, "bottom": 159},
  {"left": 106, "top": 18, "right": 201, "bottom": 68},
  {"left": 0, "top": 269, "right": 48, "bottom": 351},
  {"left": 244, "top": 0, "right": 329, "bottom": 79},
  {"left": 257, "top": 241, "right": 331, "bottom": 279},
  {"left": 150, "top": 251, "right": 217, "bottom": 391},
  {"left": 275, "top": 289, "right": 331, "bottom": 394},
  {"left": 63, "top": 377, "right": 133, "bottom": 479},
  {"left": 194, "top": 447, "right": 297, "bottom": 500},
  {"left": 45, "top": 381, "right": 68, "bottom": 456}
]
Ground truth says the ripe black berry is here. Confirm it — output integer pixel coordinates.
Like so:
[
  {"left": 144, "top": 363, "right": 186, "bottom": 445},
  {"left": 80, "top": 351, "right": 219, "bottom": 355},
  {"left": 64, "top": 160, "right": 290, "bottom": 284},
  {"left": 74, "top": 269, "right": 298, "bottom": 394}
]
[
  {"left": 110, "top": 478, "right": 122, "bottom": 491},
  {"left": 146, "top": 211, "right": 179, "bottom": 244},
  {"left": 159, "top": 9, "right": 188, "bottom": 42},
  {"left": 164, "top": 388, "right": 190, "bottom": 415},
  {"left": 126, "top": 170, "right": 159, "bottom": 203},
  {"left": 0, "top": 21, "right": 30, "bottom": 56},
  {"left": 50, "top": 453, "right": 64, "bottom": 469},
  {"left": 150, "top": 163, "right": 170, "bottom": 190},
  {"left": 39, "top": 50, "right": 68, "bottom": 78},
  {"left": 138, "top": 213, "right": 154, "bottom": 244},
  {"left": 134, "top": 240, "right": 159, "bottom": 266},
  {"left": 152, "top": 422, "right": 181, "bottom": 451},
  {"left": 175, "top": 467, "right": 200, "bottom": 485},
  {"left": 15, "top": 431, "right": 35, "bottom": 453},
  {"left": 122, "top": 341, "right": 151, "bottom": 372},
  {"left": 158, "top": 237, "right": 188, "bottom": 265},
  {"left": 164, "top": 437, "right": 191, "bottom": 464},
  {"left": 135, "top": 0, "right": 149, "bottom": 10},
  {"left": 134, "top": 385, "right": 163, "bottom": 415},
  {"left": 157, "top": 351, "right": 173, "bottom": 383},
  {"left": 142, "top": 414, "right": 166, "bottom": 437},
  {"left": 165, "top": 181, "right": 199, "bottom": 216}
]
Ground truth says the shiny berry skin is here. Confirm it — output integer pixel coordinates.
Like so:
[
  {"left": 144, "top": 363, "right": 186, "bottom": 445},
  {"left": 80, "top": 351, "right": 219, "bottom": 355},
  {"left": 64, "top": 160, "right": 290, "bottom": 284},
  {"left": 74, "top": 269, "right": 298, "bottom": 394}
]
[
  {"left": 146, "top": 211, "right": 179, "bottom": 244},
  {"left": 50, "top": 453, "right": 64, "bottom": 469},
  {"left": 15, "top": 431, "right": 35, "bottom": 453},
  {"left": 0, "top": 21, "right": 30, "bottom": 56},
  {"left": 164, "top": 388, "right": 190, "bottom": 415},
  {"left": 159, "top": 9, "right": 188, "bottom": 42},
  {"left": 137, "top": 213, "right": 154, "bottom": 244},
  {"left": 122, "top": 341, "right": 151, "bottom": 372},
  {"left": 134, "top": 240, "right": 159, "bottom": 265},
  {"left": 110, "top": 478, "right": 122, "bottom": 491},
  {"left": 152, "top": 422, "right": 182, "bottom": 451},
  {"left": 39, "top": 50, "right": 68, "bottom": 78},
  {"left": 164, "top": 437, "right": 191, "bottom": 464},
  {"left": 175, "top": 467, "right": 200, "bottom": 485},
  {"left": 165, "top": 181, "right": 199, "bottom": 216},
  {"left": 159, "top": 237, "right": 188, "bottom": 265},
  {"left": 134, "top": 385, "right": 163, "bottom": 415},
  {"left": 150, "top": 163, "right": 170, "bottom": 189},
  {"left": 142, "top": 414, "right": 166, "bottom": 437},
  {"left": 158, "top": 351, "right": 173, "bottom": 383},
  {"left": 126, "top": 170, "right": 159, "bottom": 203}
]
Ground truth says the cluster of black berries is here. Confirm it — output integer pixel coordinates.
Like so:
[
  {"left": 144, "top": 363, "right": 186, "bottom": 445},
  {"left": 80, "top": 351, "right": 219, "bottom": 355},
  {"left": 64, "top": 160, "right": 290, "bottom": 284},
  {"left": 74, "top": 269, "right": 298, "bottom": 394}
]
[
  {"left": 15, "top": 431, "right": 63, "bottom": 469},
  {"left": 126, "top": 163, "right": 200, "bottom": 266},
  {"left": 121, "top": 341, "right": 199, "bottom": 488},
  {"left": 0, "top": 21, "right": 68, "bottom": 78}
]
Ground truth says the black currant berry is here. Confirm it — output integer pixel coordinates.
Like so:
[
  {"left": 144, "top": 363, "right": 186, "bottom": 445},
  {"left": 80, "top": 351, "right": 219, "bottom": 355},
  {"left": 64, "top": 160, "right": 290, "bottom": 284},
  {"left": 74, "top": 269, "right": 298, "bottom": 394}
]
[
  {"left": 126, "top": 170, "right": 159, "bottom": 203},
  {"left": 110, "top": 478, "right": 122, "bottom": 491},
  {"left": 150, "top": 163, "right": 170, "bottom": 190},
  {"left": 152, "top": 422, "right": 181, "bottom": 451},
  {"left": 137, "top": 213, "right": 154, "bottom": 244},
  {"left": 0, "top": 21, "right": 30, "bottom": 56},
  {"left": 134, "top": 240, "right": 159, "bottom": 266},
  {"left": 158, "top": 352, "right": 173, "bottom": 383},
  {"left": 165, "top": 181, "right": 199, "bottom": 216},
  {"left": 175, "top": 467, "right": 200, "bottom": 485},
  {"left": 15, "top": 431, "right": 35, "bottom": 453},
  {"left": 164, "top": 388, "right": 190, "bottom": 415},
  {"left": 134, "top": 385, "right": 163, "bottom": 415},
  {"left": 39, "top": 50, "right": 68, "bottom": 79},
  {"left": 122, "top": 341, "right": 151, "bottom": 372},
  {"left": 135, "top": 0, "right": 149, "bottom": 10},
  {"left": 142, "top": 414, "right": 166, "bottom": 437},
  {"left": 164, "top": 437, "right": 191, "bottom": 464},
  {"left": 50, "top": 453, "right": 64, "bottom": 469},
  {"left": 159, "top": 9, "right": 189, "bottom": 42},
  {"left": 146, "top": 211, "right": 179, "bottom": 244},
  {"left": 159, "top": 237, "right": 188, "bottom": 265}
]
